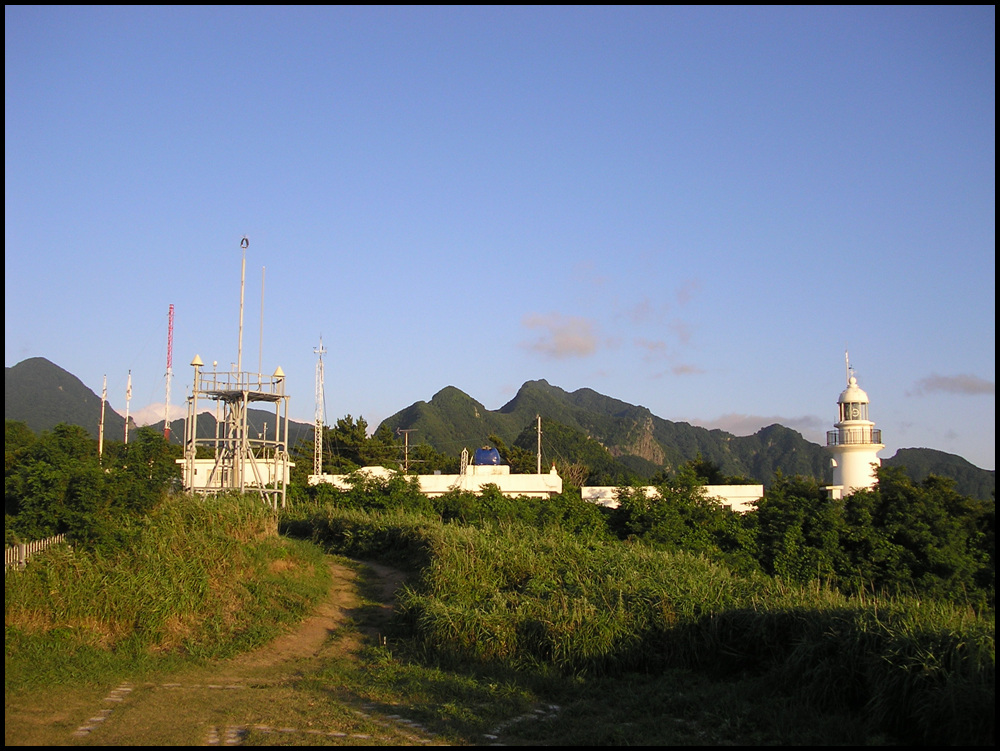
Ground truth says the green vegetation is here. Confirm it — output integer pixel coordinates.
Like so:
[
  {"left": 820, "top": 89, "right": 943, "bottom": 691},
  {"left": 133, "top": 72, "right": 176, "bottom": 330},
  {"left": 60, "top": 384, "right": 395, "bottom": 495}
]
[
  {"left": 5, "top": 421, "right": 183, "bottom": 547},
  {"left": 883, "top": 447, "right": 997, "bottom": 506},
  {"left": 288, "top": 495, "right": 994, "bottom": 746},
  {"left": 5, "top": 491, "right": 329, "bottom": 692},
  {"left": 5, "top": 418, "right": 995, "bottom": 745}
]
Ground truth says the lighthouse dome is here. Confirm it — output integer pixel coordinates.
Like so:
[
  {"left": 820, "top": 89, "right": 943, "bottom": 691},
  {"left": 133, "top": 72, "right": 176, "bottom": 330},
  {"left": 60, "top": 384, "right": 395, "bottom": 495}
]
[{"left": 838, "top": 375, "right": 870, "bottom": 405}]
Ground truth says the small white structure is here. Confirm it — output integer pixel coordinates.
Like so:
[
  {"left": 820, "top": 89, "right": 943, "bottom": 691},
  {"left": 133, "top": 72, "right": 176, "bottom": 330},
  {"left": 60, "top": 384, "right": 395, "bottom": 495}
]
[
  {"left": 581, "top": 484, "right": 763, "bottom": 514},
  {"left": 419, "top": 463, "right": 563, "bottom": 498},
  {"left": 826, "top": 361, "right": 883, "bottom": 499},
  {"left": 181, "top": 456, "right": 294, "bottom": 492}
]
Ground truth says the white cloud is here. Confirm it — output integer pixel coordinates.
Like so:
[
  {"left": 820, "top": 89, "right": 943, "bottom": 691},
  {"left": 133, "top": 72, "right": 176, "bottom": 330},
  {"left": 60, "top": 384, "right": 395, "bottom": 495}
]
[
  {"left": 675, "top": 279, "right": 700, "bottom": 306},
  {"left": 909, "top": 374, "right": 995, "bottom": 396},
  {"left": 670, "top": 363, "right": 705, "bottom": 376},
  {"left": 521, "top": 313, "right": 599, "bottom": 360},
  {"left": 133, "top": 402, "right": 188, "bottom": 426},
  {"left": 634, "top": 337, "right": 668, "bottom": 362}
]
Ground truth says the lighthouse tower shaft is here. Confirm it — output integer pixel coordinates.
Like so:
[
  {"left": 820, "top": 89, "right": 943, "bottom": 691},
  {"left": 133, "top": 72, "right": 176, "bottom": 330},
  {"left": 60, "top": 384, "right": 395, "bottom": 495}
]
[{"left": 826, "top": 369, "right": 884, "bottom": 499}]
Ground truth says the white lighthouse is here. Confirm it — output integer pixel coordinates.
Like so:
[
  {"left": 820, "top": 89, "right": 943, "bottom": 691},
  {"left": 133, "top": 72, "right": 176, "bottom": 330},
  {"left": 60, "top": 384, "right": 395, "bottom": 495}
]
[{"left": 827, "top": 356, "right": 884, "bottom": 499}]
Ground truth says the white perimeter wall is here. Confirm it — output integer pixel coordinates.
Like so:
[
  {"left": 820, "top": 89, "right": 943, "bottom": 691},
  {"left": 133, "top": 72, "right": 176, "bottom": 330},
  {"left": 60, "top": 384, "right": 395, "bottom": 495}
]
[{"left": 580, "top": 484, "right": 764, "bottom": 514}]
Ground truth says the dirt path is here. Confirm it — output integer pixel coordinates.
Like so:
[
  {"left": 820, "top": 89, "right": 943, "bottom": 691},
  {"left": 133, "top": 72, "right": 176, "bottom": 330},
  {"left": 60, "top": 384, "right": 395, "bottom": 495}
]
[{"left": 8, "top": 559, "right": 446, "bottom": 746}]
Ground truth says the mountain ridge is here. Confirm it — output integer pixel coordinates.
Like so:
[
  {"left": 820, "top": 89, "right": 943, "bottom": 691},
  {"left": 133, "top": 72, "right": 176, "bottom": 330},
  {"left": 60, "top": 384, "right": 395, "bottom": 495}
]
[
  {"left": 5, "top": 358, "right": 994, "bottom": 499},
  {"left": 379, "top": 379, "right": 994, "bottom": 498},
  {"left": 5, "top": 357, "right": 314, "bottom": 451}
]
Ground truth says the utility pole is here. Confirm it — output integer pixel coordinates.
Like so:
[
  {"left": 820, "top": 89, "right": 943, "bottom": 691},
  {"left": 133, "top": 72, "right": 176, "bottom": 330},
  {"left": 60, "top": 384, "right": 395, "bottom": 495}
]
[
  {"left": 124, "top": 370, "right": 132, "bottom": 444},
  {"left": 536, "top": 414, "right": 542, "bottom": 474},
  {"left": 396, "top": 428, "right": 416, "bottom": 471},
  {"left": 98, "top": 374, "right": 107, "bottom": 460}
]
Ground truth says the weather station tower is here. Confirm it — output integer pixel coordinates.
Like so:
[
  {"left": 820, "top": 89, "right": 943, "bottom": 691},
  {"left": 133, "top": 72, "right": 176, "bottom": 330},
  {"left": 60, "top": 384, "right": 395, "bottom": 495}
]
[
  {"left": 180, "top": 237, "right": 292, "bottom": 509},
  {"left": 826, "top": 353, "right": 884, "bottom": 499}
]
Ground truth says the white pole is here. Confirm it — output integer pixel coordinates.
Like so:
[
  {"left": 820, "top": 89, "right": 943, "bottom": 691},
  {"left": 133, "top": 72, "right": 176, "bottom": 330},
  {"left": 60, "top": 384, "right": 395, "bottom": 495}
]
[
  {"left": 537, "top": 414, "right": 542, "bottom": 474},
  {"left": 238, "top": 236, "right": 248, "bottom": 376},
  {"left": 99, "top": 375, "right": 107, "bottom": 459},
  {"left": 124, "top": 370, "right": 132, "bottom": 445},
  {"left": 259, "top": 265, "right": 265, "bottom": 381}
]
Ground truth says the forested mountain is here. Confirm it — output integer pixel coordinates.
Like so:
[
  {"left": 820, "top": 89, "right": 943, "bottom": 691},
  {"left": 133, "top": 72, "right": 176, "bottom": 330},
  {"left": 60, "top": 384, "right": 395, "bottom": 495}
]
[
  {"left": 883, "top": 448, "right": 995, "bottom": 501},
  {"left": 378, "top": 379, "right": 831, "bottom": 486},
  {"left": 379, "top": 379, "right": 995, "bottom": 498},
  {"left": 5, "top": 357, "right": 314, "bottom": 451},
  {"left": 6, "top": 360, "right": 995, "bottom": 499},
  {"left": 5, "top": 357, "right": 127, "bottom": 441}
]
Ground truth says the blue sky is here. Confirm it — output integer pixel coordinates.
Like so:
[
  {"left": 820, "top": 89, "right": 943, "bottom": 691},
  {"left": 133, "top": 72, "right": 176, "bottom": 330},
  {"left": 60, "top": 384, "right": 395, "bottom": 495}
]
[{"left": 6, "top": 6, "right": 995, "bottom": 470}]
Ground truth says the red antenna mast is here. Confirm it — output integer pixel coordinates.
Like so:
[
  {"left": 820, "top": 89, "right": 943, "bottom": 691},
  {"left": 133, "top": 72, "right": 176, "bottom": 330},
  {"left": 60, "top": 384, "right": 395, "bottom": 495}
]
[{"left": 164, "top": 304, "right": 174, "bottom": 439}]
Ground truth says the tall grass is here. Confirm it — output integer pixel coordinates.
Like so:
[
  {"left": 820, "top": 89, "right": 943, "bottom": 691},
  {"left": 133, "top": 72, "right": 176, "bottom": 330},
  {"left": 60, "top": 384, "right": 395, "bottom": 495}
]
[
  {"left": 296, "top": 505, "right": 994, "bottom": 745},
  {"left": 5, "top": 492, "right": 329, "bottom": 689}
]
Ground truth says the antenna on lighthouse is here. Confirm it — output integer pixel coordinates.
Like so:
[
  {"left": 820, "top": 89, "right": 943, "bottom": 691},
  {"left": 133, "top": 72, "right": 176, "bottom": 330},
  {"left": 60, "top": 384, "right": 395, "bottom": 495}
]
[
  {"left": 164, "top": 304, "right": 174, "bottom": 440},
  {"left": 313, "top": 336, "right": 327, "bottom": 476}
]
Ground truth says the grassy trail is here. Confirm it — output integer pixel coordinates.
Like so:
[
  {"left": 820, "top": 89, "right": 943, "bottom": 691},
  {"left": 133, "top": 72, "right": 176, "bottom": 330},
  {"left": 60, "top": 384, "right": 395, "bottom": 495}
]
[{"left": 5, "top": 559, "right": 448, "bottom": 746}]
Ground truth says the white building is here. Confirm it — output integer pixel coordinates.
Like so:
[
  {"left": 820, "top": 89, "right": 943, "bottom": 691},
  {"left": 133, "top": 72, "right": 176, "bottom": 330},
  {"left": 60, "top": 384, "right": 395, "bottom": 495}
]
[
  {"left": 309, "top": 448, "right": 564, "bottom": 498},
  {"left": 309, "top": 463, "right": 564, "bottom": 499},
  {"left": 826, "top": 365, "right": 883, "bottom": 499},
  {"left": 180, "top": 456, "right": 294, "bottom": 493},
  {"left": 580, "top": 484, "right": 764, "bottom": 514}
]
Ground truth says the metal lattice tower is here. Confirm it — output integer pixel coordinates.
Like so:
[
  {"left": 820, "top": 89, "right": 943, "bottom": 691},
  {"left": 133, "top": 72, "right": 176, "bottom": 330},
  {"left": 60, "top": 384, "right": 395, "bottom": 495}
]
[
  {"left": 182, "top": 358, "right": 291, "bottom": 509},
  {"left": 179, "top": 237, "right": 292, "bottom": 509}
]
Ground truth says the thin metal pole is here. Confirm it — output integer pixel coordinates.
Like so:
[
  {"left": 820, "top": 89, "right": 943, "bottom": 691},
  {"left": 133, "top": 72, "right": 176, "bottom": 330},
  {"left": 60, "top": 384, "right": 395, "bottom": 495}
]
[
  {"left": 98, "top": 375, "right": 106, "bottom": 460},
  {"left": 238, "top": 237, "right": 248, "bottom": 376},
  {"left": 537, "top": 414, "right": 542, "bottom": 474},
  {"left": 124, "top": 370, "right": 132, "bottom": 444},
  {"left": 259, "top": 266, "right": 265, "bottom": 381}
]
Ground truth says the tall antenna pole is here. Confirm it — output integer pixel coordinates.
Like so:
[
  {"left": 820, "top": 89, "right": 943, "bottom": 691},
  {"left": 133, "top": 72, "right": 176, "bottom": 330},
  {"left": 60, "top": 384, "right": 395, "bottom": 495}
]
[
  {"left": 313, "top": 337, "right": 326, "bottom": 476},
  {"left": 536, "top": 414, "right": 542, "bottom": 474},
  {"left": 124, "top": 370, "right": 132, "bottom": 445},
  {"left": 164, "top": 303, "right": 174, "bottom": 440},
  {"left": 99, "top": 374, "right": 107, "bottom": 460},
  {"left": 238, "top": 236, "right": 248, "bottom": 375},
  {"left": 259, "top": 265, "right": 265, "bottom": 378}
]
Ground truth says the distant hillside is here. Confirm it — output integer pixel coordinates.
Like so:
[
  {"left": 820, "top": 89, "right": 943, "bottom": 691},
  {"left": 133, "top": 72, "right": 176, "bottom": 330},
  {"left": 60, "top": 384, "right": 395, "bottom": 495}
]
[
  {"left": 883, "top": 448, "right": 995, "bottom": 500},
  {"left": 379, "top": 379, "right": 995, "bottom": 499},
  {"left": 5, "top": 357, "right": 314, "bottom": 451},
  {"left": 5, "top": 357, "right": 127, "bottom": 441},
  {"left": 143, "top": 411, "right": 315, "bottom": 454},
  {"left": 379, "top": 379, "right": 831, "bottom": 486}
]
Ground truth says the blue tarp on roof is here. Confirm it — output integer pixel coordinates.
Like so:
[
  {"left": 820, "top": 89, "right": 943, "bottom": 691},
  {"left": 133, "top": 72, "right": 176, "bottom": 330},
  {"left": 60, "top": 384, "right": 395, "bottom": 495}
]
[{"left": 473, "top": 447, "right": 502, "bottom": 465}]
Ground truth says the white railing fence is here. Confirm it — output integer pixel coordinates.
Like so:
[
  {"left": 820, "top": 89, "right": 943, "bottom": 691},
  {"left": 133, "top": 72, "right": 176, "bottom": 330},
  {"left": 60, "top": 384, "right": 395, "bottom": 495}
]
[{"left": 5, "top": 534, "right": 68, "bottom": 572}]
